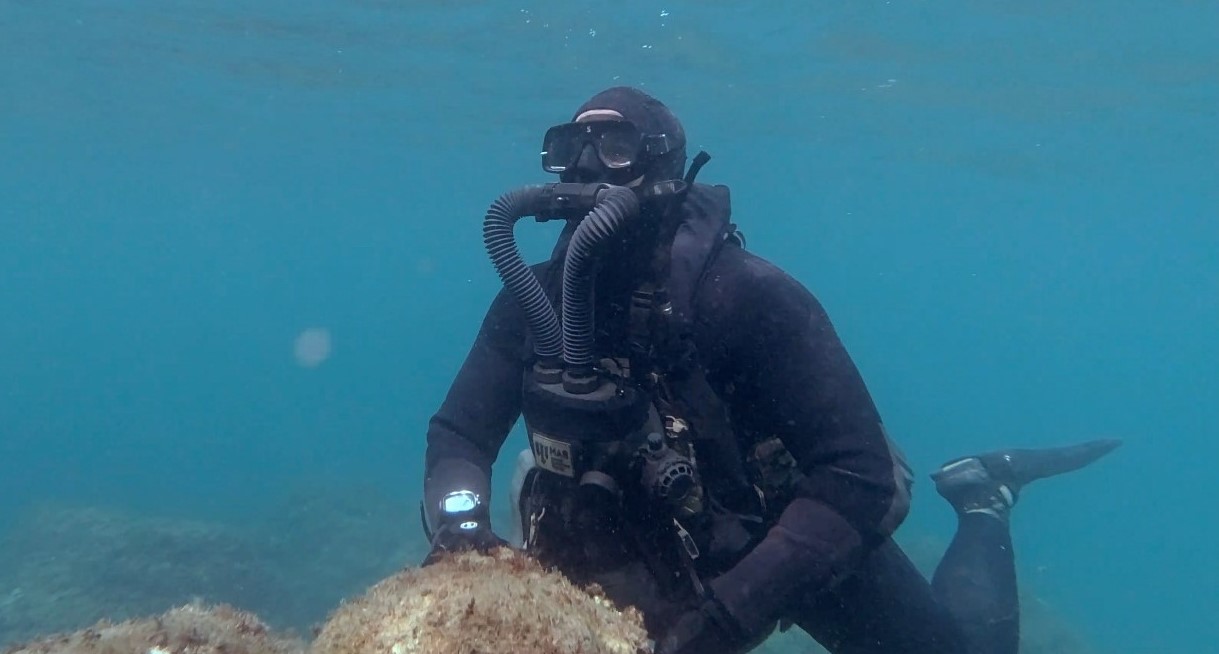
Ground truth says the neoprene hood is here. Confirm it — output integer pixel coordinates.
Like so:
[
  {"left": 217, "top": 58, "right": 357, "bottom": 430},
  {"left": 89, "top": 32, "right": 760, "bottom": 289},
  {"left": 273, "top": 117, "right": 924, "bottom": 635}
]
[{"left": 569, "top": 86, "right": 689, "bottom": 186}]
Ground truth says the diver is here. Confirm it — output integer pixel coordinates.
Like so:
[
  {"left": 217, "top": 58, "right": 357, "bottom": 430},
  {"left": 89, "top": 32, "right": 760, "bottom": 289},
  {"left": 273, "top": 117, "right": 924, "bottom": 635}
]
[{"left": 419, "top": 86, "right": 1121, "bottom": 654}]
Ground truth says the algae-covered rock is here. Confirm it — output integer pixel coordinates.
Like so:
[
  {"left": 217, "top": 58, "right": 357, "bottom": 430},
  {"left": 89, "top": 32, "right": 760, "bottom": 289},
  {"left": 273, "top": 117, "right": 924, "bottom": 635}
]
[
  {"left": 1, "top": 603, "right": 305, "bottom": 654},
  {"left": 312, "top": 548, "right": 652, "bottom": 654}
]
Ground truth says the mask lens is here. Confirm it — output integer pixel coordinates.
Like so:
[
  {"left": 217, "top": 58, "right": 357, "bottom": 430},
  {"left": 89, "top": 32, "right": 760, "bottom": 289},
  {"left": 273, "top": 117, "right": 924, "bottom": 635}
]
[
  {"left": 594, "top": 122, "right": 641, "bottom": 169},
  {"left": 541, "top": 124, "right": 581, "bottom": 173}
]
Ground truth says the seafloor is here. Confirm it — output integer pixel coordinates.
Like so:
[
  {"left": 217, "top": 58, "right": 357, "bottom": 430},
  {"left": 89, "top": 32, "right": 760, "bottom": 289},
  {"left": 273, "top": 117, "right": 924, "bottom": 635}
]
[{"left": 0, "top": 483, "right": 1095, "bottom": 654}]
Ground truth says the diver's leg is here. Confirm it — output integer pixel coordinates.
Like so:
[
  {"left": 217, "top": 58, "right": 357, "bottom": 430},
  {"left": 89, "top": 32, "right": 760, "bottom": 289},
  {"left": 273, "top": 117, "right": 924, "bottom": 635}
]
[
  {"left": 929, "top": 509, "right": 1019, "bottom": 654},
  {"left": 929, "top": 438, "right": 1121, "bottom": 654},
  {"left": 791, "top": 538, "right": 970, "bottom": 654}
]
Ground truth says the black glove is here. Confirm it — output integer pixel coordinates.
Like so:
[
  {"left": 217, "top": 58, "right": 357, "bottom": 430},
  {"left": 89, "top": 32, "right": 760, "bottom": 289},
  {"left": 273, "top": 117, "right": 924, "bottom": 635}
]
[
  {"left": 422, "top": 519, "right": 508, "bottom": 566},
  {"left": 656, "top": 596, "right": 756, "bottom": 654}
]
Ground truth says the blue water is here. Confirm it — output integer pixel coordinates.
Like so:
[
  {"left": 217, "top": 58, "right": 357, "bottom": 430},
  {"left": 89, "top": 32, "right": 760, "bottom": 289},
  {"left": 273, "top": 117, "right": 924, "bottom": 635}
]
[{"left": 2, "top": 1, "right": 1215, "bottom": 651}]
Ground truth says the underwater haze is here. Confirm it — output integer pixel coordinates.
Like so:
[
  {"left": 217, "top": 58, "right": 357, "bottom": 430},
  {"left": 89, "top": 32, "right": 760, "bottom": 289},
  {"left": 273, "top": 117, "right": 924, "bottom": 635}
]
[{"left": 1, "top": 1, "right": 1216, "bottom": 652}]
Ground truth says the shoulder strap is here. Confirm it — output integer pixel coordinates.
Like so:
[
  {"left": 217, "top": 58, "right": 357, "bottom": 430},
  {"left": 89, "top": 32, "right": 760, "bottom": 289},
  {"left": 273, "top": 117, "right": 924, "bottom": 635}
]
[
  {"left": 665, "top": 183, "right": 739, "bottom": 330},
  {"left": 648, "top": 184, "right": 762, "bottom": 515}
]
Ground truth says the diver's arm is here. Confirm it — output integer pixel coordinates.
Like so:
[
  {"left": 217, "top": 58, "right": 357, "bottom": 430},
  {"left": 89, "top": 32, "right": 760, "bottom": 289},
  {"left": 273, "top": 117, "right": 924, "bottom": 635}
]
[
  {"left": 707, "top": 255, "right": 909, "bottom": 634},
  {"left": 422, "top": 286, "right": 527, "bottom": 533}
]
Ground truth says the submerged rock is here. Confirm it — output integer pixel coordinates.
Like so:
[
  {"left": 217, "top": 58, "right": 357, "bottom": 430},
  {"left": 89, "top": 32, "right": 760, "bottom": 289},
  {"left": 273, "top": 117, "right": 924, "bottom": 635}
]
[
  {"left": 312, "top": 548, "right": 652, "bottom": 654},
  {"left": 1, "top": 603, "right": 305, "bottom": 654}
]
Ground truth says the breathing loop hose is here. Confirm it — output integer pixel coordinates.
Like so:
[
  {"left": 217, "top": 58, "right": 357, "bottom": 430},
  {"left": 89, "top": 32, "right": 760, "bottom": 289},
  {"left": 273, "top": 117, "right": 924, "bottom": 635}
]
[
  {"left": 482, "top": 185, "right": 563, "bottom": 361},
  {"left": 562, "top": 186, "right": 641, "bottom": 370},
  {"left": 483, "top": 184, "right": 641, "bottom": 369}
]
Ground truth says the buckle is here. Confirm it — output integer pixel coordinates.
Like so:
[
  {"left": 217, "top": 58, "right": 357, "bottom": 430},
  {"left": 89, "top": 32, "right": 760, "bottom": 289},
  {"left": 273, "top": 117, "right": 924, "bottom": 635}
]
[
  {"left": 673, "top": 518, "right": 701, "bottom": 560},
  {"left": 525, "top": 506, "right": 546, "bottom": 551}
]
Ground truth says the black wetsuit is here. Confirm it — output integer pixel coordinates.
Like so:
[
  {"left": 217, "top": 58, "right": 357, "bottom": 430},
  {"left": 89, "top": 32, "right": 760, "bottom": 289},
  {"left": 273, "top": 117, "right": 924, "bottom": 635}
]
[{"left": 424, "top": 188, "right": 1017, "bottom": 654}]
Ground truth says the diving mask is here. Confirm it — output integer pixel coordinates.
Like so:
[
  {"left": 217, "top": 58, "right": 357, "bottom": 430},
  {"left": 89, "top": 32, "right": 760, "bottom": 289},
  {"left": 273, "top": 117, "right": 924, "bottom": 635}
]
[{"left": 541, "top": 119, "right": 677, "bottom": 175}]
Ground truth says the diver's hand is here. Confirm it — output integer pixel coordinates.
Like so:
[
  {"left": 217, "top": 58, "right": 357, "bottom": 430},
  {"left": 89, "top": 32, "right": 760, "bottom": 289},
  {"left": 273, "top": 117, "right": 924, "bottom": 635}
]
[{"left": 422, "top": 520, "right": 508, "bottom": 566}]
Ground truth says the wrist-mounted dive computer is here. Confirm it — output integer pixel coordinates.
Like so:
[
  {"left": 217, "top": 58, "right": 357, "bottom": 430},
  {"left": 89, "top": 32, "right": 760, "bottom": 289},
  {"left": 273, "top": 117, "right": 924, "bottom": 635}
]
[{"left": 439, "top": 489, "right": 484, "bottom": 532}]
